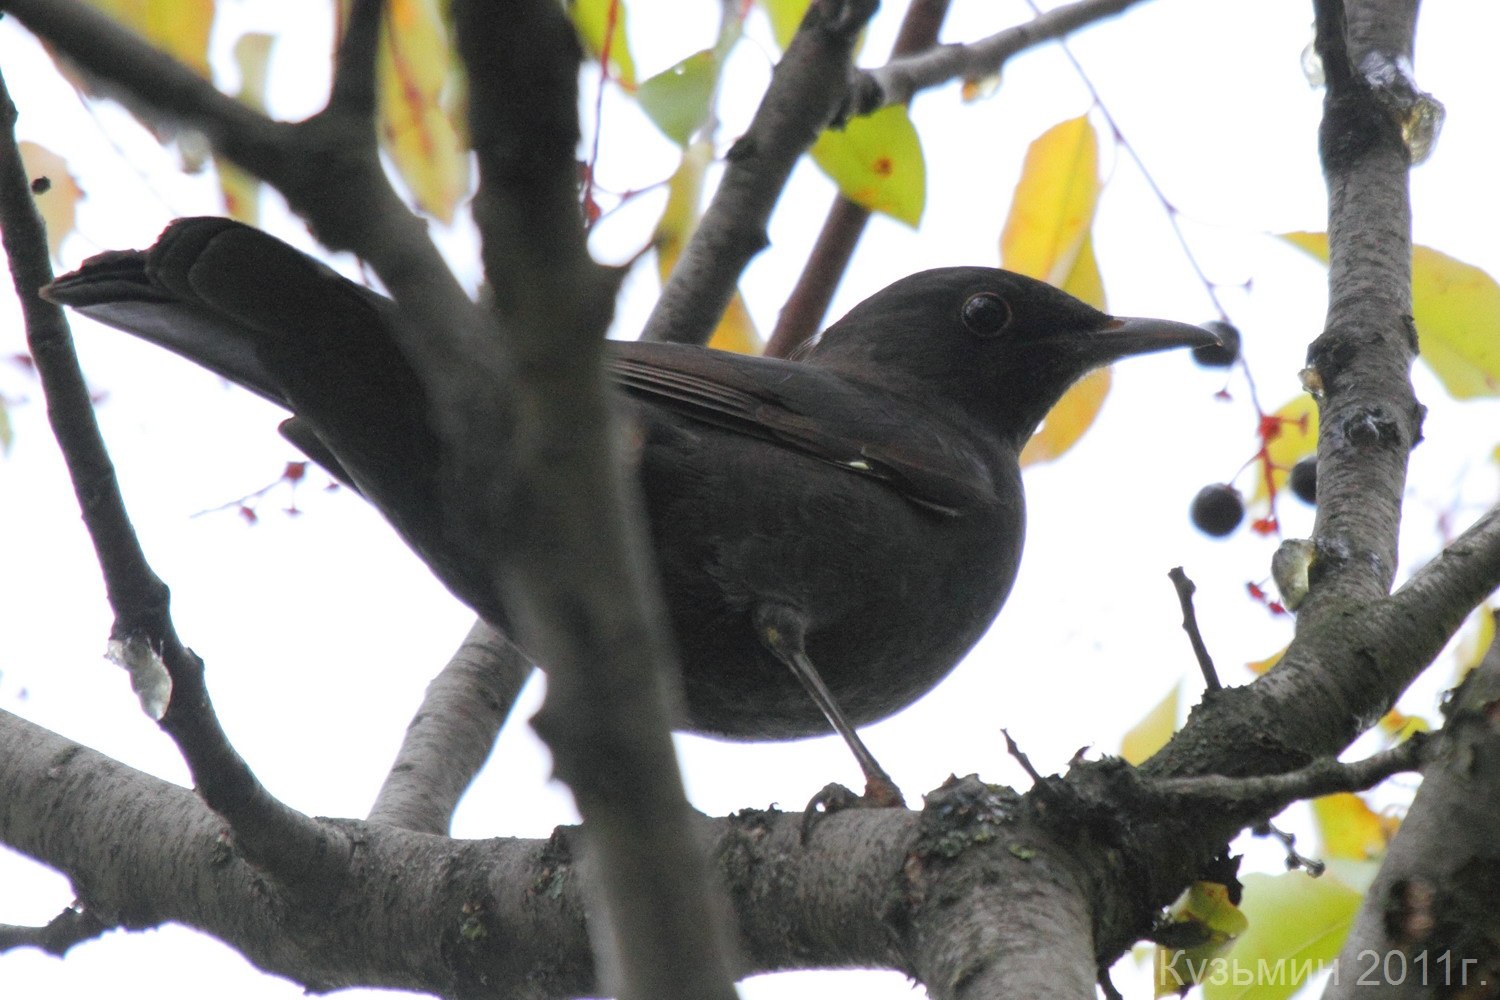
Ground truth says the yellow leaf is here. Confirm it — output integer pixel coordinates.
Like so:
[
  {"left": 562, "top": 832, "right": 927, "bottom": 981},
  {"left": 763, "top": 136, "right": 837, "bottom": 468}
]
[
  {"left": 372, "top": 0, "right": 470, "bottom": 224},
  {"left": 1251, "top": 395, "right": 1318, "bottom": 503},
  {"left": 1313, "top": 793, "right": 1393, "bottom": 861},
  {"left": 1282, "top": 233, "right": 1500, "bottom": 399},
  {"left": 1001, "top": 115, "right": 1100, "bottom": 287},
  {"left": 1004, "top": 118, "right": 1107, "bottom": 466},
  {"left": 1120, "top": 685, "right": 1179, "bottom": 765},
  {"left": 570, "top": 0, "right": 636, "bottom": 88},
  {"left": 80, "top": 0, "right": 214, "bottom": 75},
  {"left": 1377, "top": 709, "right": 1429, "bottom": 740},
  {"left": 1154, "top": 882, "right": 1248, "bottom": 997},
  {"left": 810, "top": 105, "right": 926, "bottom": 227},
  {"left": 1059, "top": 230, "right": 1106, "bottom": 310},
  {"left": 1201, "top": 872, "right": 1361, "bottom": 1000},
  {"left": 655, "top": 141, "right": 762, "bottom": 354},
  {"left": 707, "top": 295, "right": 760, "bottom": 355},
  {"left": 1020, "top": 366, "right": 1110, "bottom": 467},
  {"left": 1246, "top": 647, "right": 1285, "bottom": 676},
  {"left": 19, "top": 143, "right": 83, "bottom": 262},
  {"left": 217, "top": 33, "right": 275, "bottom": 224},
  {"left": 1455, "top": 603, "right": 1496, "bottom": 680}
]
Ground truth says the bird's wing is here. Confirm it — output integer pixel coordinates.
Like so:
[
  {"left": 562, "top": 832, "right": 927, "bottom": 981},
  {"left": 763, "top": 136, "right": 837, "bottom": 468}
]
[{"left": 609, "top": 341, "right": 998, "bottom": 515}]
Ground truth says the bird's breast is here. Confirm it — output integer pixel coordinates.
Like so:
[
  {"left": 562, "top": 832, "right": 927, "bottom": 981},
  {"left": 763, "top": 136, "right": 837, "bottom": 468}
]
[{"left": 636, "top": 412, "right": 1025, "bottom": 740}]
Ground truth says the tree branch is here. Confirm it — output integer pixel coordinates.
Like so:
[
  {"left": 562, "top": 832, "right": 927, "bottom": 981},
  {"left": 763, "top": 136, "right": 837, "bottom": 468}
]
[
  {"left": 844, "top": 0, "right": 1151, "bottom": 115},
  {"left": 368, "top": 621, "right": 533, "bottom": 834},
  {"left": 1324, "top": 610, "right": 1500, "bottom": 999},
  {"left": 1299, "top": 0, "right": 1423, "bottom": 612},
  {"left": 0, "top": 61, "right": 344, "bottom": 890},
  {"left": 641, "top": 0, "right": 878, "bottom": 345},
  {"left": 329, "top": 0, "right": 382, "bottom": 118},
  {"left": 452, "top": 3, "right": 739, "bottom": 998},
  {"left": 0, "top": 907, "right": 108, "bottom": 958},
  {"left": 1149, "top": 735, "right": 1426, "bottom": 812}
]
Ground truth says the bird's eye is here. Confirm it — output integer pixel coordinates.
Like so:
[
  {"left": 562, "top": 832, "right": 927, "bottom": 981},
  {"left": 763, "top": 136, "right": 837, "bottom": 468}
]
[{"left": 962, "top": 292, "right": 1011, "bottom": 337}]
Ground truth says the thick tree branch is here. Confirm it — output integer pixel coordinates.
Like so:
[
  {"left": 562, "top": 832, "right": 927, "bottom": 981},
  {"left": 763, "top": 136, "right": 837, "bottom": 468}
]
[
  {"left": 1323, "top": 613, "right": 1500, "bottom": 999},
  {"left": 452, "top": 3, "right": 739, "bottom": 998},
  {"left": 641, "top": 0, "right": 878, "bottom": 345},
  {"left": 0, "top": 707, "right": 918, "bottom": 996},
  {"left": 0, "top": 63, "right": 344, "bottom": 890},
  {"left": 1299, "top": 0, "right": 1423, "bottom": 612},
  {"left": 329, "top": 0, "right": 382, "bottom": 118},
  {"left": 368, "top": 621, "right": 533, "bottom": 834}
]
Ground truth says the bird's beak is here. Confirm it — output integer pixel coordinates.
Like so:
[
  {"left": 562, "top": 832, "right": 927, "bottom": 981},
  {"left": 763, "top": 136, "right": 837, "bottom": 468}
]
[{"left": 1094, "top": 315, "right": 1221, "bottom": 360}]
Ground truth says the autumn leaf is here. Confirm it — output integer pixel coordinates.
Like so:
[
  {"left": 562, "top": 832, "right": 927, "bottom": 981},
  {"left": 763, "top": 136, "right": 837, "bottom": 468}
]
[
  {"left": 1282, "top": 233, "right": 1500, "bottom": 399},
  {"left": 1251, "top": 394, "right": 1318, "bottom": 503},
  {"left": 810, "top": 105, "right": 926, "bottom": 227},
  {"left": 217, "top": 33, "right": 275, "bottom": 224},
  {"left": 372, "top": 0, "right": 470, "bottom": 224},
  {"left": 1020, "top": 366, "right": 1111, "bottom": 467},
  {"left": 1120, "top": 684, "right": 1179, "bottom": 765},
  {"left": 1002, "top": 115, "right": 1100, "bottom": 289},
  {"left": 1004, "top": 117, "right": 1110, "bottom": 467},
  {"left": 19, "top": 143, "right": 83, "bottom": 261},
  {"left": 1246, "top": 647, "right": 1285, "bottom": 676},
  {"left": 570, "top": 0, "right": 636, "bottom": 87},
  {"left": 76, "top": 0, "right": 214, "bottom": 75},
  {"left": 1312, "top": 793, "right": 1394, "bottom": 861},
  {"left": 1154, "top": 881, "right": 1248, "bottom": 996},
  {"left": 654, "top": 140, "right": 762, "bottom": 354}
]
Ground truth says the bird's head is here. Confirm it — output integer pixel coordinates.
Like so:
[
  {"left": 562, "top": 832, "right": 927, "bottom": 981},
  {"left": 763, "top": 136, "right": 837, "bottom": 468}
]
[{"left": 809, "top": 267, "right": 1218, "bottom": 449}]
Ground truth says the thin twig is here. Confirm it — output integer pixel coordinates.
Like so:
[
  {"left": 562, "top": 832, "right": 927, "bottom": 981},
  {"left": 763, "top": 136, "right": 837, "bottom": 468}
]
[
  {"left": 0, "top": 907, "right": 108, "bottom": 957},
  {"left": 846, "top": 0, "right": 1149, "bottom": 115},
  {"left": 1150, "top": 735, "right": 1427, "bottom": 811},
  {"left": 1003, "top": 727, "right": 1046, "bottom": 785},
  {"left": 1168, "top": 567, "right": 1222, "bottom": 692}
]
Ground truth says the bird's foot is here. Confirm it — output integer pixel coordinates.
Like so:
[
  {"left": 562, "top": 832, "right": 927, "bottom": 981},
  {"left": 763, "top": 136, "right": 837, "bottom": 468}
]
[{"left": 799, "top": 775, "right": 906, "bottom": 842}]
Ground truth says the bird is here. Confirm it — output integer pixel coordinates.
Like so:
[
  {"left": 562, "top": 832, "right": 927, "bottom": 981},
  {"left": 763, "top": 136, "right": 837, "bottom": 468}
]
[{"left": 46, "top": 217, "right": 1215, "bottom": 802}]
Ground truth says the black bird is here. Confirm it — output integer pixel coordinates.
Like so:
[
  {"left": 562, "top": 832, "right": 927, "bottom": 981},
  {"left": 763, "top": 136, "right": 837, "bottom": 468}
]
[{"left": 46, "top": 218, "right": 1214, "bottom": 800}]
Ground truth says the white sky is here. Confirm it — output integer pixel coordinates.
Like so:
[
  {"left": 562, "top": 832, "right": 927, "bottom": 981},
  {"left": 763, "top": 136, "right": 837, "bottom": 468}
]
[{"left": 1, "top": 1, "right": 1497, "bottom": 998}]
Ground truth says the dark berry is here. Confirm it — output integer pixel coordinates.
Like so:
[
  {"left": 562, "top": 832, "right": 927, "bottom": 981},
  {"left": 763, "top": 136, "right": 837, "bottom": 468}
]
[
  {"left": 1192, "top": 321, "right": 1241, "bottom": 367},
  {"left": 1191, "top": 484, "right": 1244, "bottom": 537},
  {"left": 1288, "top": 456, "right": 1317, "bottom": 504}
]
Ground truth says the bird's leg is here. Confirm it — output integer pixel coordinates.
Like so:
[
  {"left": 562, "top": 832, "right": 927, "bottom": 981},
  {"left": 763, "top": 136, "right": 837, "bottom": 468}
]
[{"left": 754, "top": 604, "right": 905, "bottom": 809}]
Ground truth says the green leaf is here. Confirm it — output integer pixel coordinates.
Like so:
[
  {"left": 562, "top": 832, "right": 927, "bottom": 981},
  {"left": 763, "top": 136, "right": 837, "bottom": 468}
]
[
  {"left": 1282, "top": 233, "right": 1500, "bottom": 399},
  {"left": 809, "top": 105, "right": 926, "bottom": 227},
  {"left": 570, "top": 0, "right": 635, "bottom": 88},
  {"left": 637, "top": 49, "right": 718, "bottom": 146},
  {"left": 1200, "top": 872, "right": 1362, "bottom": 1000},
  {"left": 759, "top": 0, "right": 811, "bottom": 51}
]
